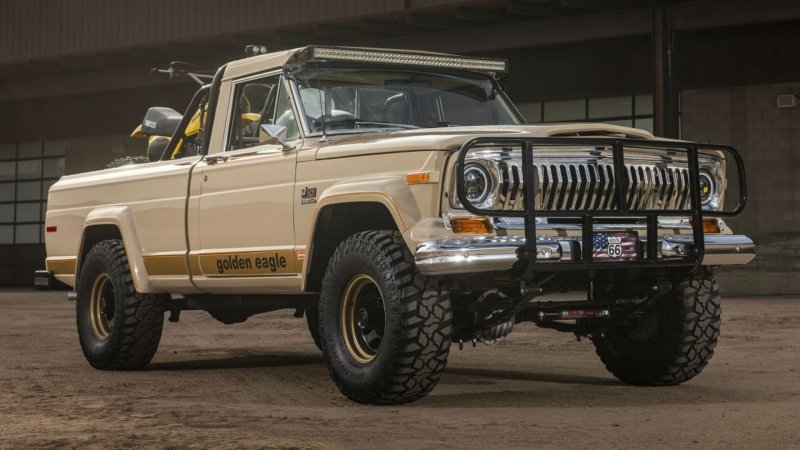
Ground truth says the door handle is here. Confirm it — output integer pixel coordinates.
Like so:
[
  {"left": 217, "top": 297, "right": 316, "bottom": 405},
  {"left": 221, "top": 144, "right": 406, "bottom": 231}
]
[{"left": 205, "top": 154, "right": 229, "bottom": 165}]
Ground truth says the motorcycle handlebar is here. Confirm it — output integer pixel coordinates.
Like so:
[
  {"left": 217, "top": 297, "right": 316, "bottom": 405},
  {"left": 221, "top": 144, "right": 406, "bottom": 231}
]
[{"left": 151, "top": 64, "right": 212, "bottom": 85}]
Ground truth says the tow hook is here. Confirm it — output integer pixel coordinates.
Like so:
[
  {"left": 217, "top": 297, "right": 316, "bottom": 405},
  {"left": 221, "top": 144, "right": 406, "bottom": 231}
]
[{"left": 651, "top": 278, "right": 673, "bottom": 298}]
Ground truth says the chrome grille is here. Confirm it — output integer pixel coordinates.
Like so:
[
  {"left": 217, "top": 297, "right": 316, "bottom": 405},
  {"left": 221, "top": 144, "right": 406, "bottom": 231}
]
[{"left": 496, "top": 161, "right": 691, "bottom": 211}]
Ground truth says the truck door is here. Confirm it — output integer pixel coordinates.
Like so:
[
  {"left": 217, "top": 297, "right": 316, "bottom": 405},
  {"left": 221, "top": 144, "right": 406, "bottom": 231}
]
[{"left": 188, "top": 72, "right": 303, "bottom": 293}]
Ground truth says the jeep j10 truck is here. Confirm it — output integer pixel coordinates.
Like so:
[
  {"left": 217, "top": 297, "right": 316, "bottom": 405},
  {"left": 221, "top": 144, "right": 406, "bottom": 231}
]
[{"left": 42, "top": 46, "right": 754, "bottom": 405}]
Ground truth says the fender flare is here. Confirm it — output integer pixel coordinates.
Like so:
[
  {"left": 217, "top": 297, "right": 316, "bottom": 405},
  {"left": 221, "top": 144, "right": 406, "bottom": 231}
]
[
  {"left": 79, "top": 206, "right": 157, "bottom": 293},
  {"left": 302, "top": 176, "right": 423, "bottom": 287}
]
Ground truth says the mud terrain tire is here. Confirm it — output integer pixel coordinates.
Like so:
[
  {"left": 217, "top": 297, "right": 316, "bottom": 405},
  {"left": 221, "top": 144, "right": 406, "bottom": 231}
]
[
  {"left": 76, "top": 239, "right": 168, "bottom": 370},
  {"left": 319, "top": 230, "right": 452, "bottom": 405},
  {"left": 593, "top": 267, "right": 721, "bottom": 385}
]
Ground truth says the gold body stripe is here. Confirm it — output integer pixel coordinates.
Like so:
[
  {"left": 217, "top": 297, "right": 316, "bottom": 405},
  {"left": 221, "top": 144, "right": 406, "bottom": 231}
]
[
  {"left": 53, "top": 252, "right": 304, "bottom": 278},
  {"left": 143, "top": 255, "right": 187, "bottom": 276},
  {"left": 188, "top": 254, "right": 202, "bottom": 276},
  {"left": 198, "top": 250, "right": 298, "bottom": 277}
]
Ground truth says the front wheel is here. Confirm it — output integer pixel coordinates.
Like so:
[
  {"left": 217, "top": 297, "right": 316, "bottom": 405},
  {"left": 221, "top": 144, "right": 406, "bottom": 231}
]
[
  {"left": 593, "top": 267, "right": 721, "bottom": 385},
  {"left": 319, "top": 230, "right": 452, "bottom": 405},
  {"left": 76, "top": 239, "right": 168, "bottom": 370}
]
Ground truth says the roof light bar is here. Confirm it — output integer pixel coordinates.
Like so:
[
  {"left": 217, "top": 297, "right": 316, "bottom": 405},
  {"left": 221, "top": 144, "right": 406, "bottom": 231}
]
[{"left": 309, "top": 46, "right": 507, "bottom": 73}]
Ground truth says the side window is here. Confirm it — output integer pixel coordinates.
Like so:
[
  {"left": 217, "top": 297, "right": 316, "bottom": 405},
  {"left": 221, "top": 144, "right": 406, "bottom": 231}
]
[{"left": 226, "top": 74, "right": 280, "bottom": 150}]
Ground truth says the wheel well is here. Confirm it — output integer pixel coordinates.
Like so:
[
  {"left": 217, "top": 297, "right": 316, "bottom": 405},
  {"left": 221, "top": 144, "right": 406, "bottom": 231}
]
[
  {"left": 305, "top": 202, "right": 399, "bottom": 292},
  {"left": 77, "top": 224, "right": 122, "bottom": 279}
]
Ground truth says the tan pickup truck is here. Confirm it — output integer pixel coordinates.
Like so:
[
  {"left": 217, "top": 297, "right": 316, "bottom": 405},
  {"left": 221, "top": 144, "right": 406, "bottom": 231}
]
[{"left": 42, "top": 46, "right": 754, "bottom": 405}]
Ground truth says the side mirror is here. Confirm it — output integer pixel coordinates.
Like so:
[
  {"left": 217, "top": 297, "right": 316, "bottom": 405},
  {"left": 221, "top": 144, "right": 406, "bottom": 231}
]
[{"left": 259, "top": 124, "right": 295, "bottom": 150}]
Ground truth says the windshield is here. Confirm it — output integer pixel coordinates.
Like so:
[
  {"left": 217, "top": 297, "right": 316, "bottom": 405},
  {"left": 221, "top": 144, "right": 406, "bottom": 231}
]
[{"left": 290, "top": 65, "right": 521, "bottom": 135}]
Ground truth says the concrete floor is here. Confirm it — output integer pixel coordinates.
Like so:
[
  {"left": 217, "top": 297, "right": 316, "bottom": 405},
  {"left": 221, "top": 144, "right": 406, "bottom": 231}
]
[{"left": 0, "top": 289, "right": 798, "bottom": 449}]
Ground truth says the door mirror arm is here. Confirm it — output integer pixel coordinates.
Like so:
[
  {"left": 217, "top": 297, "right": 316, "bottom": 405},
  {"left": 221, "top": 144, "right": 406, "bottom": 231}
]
[{"left": 259, "top": 124, "right": 295, "bottom": 151}]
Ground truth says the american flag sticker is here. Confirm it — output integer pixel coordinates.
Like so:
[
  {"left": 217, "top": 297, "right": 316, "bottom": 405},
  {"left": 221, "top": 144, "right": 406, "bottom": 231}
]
[{"left": 592, "top": 232, "right": 639, "bottom": 261}]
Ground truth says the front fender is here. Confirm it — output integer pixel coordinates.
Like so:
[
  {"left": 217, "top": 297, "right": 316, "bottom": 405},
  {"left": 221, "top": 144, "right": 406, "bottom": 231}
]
[
  {"left": 81, "top": 206, "right": 157, "bottom": 293},
  {"left": 314, "top": 176, "right": 424, "bottom": 232},
  {"left": 301, "top": 176, "right": 425, "bottom": 291}
]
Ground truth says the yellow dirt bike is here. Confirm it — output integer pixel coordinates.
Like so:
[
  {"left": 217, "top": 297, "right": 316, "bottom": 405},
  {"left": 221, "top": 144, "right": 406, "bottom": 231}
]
[
  {"left": 107, "top": 62, "right": 213, "bottom": 168},
  {"left": 109, "top": 60, "right": 276, "bottom": 168}
]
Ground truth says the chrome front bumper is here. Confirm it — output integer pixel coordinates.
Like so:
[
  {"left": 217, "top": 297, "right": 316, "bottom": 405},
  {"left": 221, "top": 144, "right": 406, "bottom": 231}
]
[{"left": 414, "top": 234, "right": 755, "bottom": 276}]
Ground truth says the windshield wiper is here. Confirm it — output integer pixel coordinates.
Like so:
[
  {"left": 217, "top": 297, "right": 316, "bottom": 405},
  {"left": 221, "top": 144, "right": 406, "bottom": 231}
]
[{"left": 316, "top": 117, "right": 419, "bottom": 130}]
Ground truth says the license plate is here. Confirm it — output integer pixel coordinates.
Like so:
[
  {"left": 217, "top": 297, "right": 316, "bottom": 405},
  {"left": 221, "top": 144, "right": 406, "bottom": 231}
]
[{"left": 592, "top": 231, "right": 639, "bottom": 261}]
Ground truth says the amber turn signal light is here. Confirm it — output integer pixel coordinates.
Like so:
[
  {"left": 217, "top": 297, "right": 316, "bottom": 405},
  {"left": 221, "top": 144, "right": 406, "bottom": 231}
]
[
  {"left": 450, "top": 217, "right": 492, "bottom": 234},
  {"left": 702, "top": 218, "right": 721, "bottom": 233},
  {"left": 405, "top": 172, "right": 430, "bottom": 184},
  {"left": 690, "top": 218, "right": 721, "bottom": 233}
]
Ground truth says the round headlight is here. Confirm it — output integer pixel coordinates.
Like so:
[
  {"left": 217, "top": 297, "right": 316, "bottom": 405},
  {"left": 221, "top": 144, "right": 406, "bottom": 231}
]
[
  {"left": 699, "top": 170, "right": 715, "bottom": 206},
  {"left": 463, "top": 164, "right": 491, "bottom": 205}
]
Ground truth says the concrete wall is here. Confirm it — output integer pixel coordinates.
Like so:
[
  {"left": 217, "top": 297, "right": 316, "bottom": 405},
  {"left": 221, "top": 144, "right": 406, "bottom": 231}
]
[
  {"left": 62, "top": 135, "right": 145, "bottom": 175},
  {"left": 681, "top": 82, "right": 800, "bottom": 295}
]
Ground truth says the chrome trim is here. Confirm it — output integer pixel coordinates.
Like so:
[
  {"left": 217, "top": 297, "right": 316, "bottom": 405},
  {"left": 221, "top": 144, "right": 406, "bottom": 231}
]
[
  {"left": 414, "top": 234, "right": 755, "bottom": 276},
  {"left": 491, "top": 216, "right": 718, "bottom": 231},
  {"left": 661, "top": 234, "right": 756, "bottom": 265}
]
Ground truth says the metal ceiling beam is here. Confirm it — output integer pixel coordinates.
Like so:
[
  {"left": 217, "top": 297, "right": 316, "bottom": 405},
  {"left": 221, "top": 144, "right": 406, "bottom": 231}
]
[
  {"left": 269, "top": 30, "right": 317, "bottom": 49},
  {"left": 456, "top": 7, "right": 512, "bottom": 23},
  {"left": 0, "top": 66, "right": 170, "bottom": 102},
  {"left": 359, "top": 0, "right": 800, "bottom": 54},
  {"left": 670, "top": 0, "right": 800, "bottom": 31},
  {"left": 504, "top": 1, "right": 573, "bottom": 18},
  {"left": 358, "top": 7, "right": 652, "bottom": 53},
  {"left": 126, "top": 48, "right": 169, "bottom": 62},
  {"left": 315, "top": 25, "right": 373, "bottom": 40},
  {"left": 405, "top": 13, "right": 458, "bottom": 29},
  {"left": 60, "top": 56, "right": 97, "bottom": 70},
  {"left": 362, "top": 20, "right": 419, "bottom": 34}
]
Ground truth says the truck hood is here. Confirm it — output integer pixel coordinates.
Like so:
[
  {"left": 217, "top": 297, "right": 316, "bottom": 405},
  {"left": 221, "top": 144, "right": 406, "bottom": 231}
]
[{"left": 310, "top": 123, "right": 656, "bottom": 160}]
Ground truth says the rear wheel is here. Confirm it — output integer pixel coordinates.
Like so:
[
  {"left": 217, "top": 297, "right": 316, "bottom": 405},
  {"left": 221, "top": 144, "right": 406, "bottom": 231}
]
[
  {"left": 76, "top": 239, "right": 168, "bottom": 370},
  {"left": 319, "top": 230, "right": 452, "bottom": 405},
  {"left": 593, "top": 267, "right": 721, "bottom": 385}
]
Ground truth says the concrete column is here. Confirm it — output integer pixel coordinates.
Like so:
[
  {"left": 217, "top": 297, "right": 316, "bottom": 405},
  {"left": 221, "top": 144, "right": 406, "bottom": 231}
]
[{"left": 653, "top": 6, "right": 680, "bottom": 138}]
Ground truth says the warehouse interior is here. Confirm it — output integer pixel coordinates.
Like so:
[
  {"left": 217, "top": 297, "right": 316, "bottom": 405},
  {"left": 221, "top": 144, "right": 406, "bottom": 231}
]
[{"left": 0, "top": 0, "right": 797, "bottom": 294}]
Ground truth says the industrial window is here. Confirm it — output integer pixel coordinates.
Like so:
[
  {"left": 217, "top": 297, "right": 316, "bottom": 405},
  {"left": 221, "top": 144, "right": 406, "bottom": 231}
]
[
  {"left": 518, "top": 94, "right": 654, "bottom": 133},
  {"left": 0, "top": 141, "right": 66, "bottom": 244}
]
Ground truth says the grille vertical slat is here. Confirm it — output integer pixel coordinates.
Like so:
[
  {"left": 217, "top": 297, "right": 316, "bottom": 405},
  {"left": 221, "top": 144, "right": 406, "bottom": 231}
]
[
  {"left": 640, "top": 166, "right": 651, "bottom": 209},
  {"left": 658, "top": 167, "right": 670, "bottom": 209},
  {"left": 605, "top": 165, "right": 617, "bottom": 209},
  {"left": 557, "top": 165, "right": 568, "bottom": 210},
  {"left": 626, "top": 165, "right": 637, "bottom": 209},
  {"left": 569, "top": 165, "right": 580, "bottom": 210},
  {"left": 646, "top": 167, "right": 657, "bottom": 209},
  {"left": 586, "top": 164, "right": 599, "bottom": 210}
]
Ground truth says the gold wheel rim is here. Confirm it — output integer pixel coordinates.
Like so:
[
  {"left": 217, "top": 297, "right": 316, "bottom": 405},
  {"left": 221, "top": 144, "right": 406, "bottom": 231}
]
[
  {"left": 339, "top": 274, "right": 386, "bottom": 365},
  {"left": 89, "top": 274, "right": 114, "bottom": 340}
]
